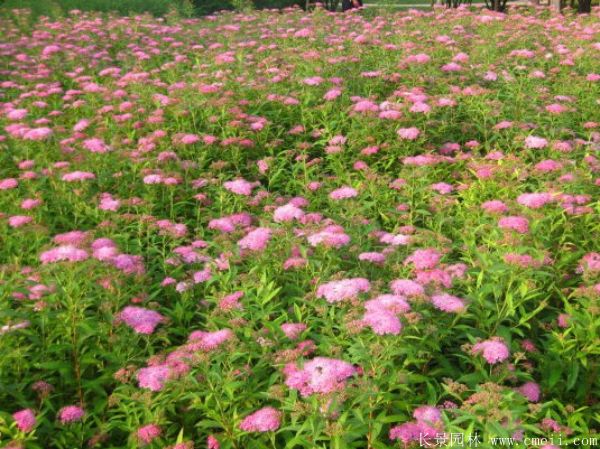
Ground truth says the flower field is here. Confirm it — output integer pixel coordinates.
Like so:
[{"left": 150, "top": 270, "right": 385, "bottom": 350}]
[{"left": 0, "top": 5, "right": 599, "bottom": 449}]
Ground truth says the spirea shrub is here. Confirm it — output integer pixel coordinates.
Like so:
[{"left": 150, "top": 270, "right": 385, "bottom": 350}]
[{"left": 0, "top": 4, "right": 599, "bottom": 449}]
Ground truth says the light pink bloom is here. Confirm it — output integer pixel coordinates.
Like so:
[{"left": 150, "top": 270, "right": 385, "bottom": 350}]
[
  {"left": 397, "top": 127, "right": 420, "bottom": 140},
  {"left": 316, "top": 278, "right": 370, "bottom": 303},
  {"left": 472, "top": 338, "right": 510, "bottom": 364},
  {"left": 329, "top": 186, "right": 358, "bottom": 200},
  {"left": 238, "top": 227, "right": 271, "bottom": 252}
]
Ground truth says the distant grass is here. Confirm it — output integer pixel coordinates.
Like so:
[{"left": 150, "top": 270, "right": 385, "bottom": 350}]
[{"left": 0, "top": 0, "right": 194, "bottom": 21}]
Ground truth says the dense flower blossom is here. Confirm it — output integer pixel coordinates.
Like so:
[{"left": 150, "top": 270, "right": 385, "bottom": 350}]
[
  {"left": 118, "top": 306, "right": 164, "bottom": 334},
  {"left": 316, "top": 278, "right": 370, "bottom": 303},
  {"left": 187, "top": 329, "right": 233, "bottom": 351},
  {"left": 238, "top": 227, "right": 272, "bottom": 252},
  {"left": 431, "top": 293, "right": 466, "bottom": 313},
  {"left": 273, "top": 203, "right": 304, "bottom": 222},
  {"left": 58, "top": 406, "right": 85, "bottom": 424},
  {"left": 390, "top": 279, "right": 424, "bottom": 297},
  {"left": 281, "top": 323, "right": 307, "bottom": 339},
  {"left": 362, "top": 309, "right": 402, "bottom": 335},
  {"left": 284, "top": 357, "right": 356, "bottom": 396},
  {"left": 524, "top": 136, "right": 548, "bottom": 149},
  {"left": 329, "top": 186, "right": 358, "bottom": 200},
  {"left": 137, "top": 365, "right": 171, "bottom": 391},
  {"left": 223, "top": 179, "right": 257, "bottom": 196},
  {"left": 481, "top": 200, "right": 508, "bottom": 214},
  {"left": 397, "top": 127, "right": 421, "bottom": 140},
  {"left": 239, "top": 407, "right": 281, "bottom": 432},
  {"left": 137, "top": 424, "right": 161, "bottom": 445},
  {"left": 517, "top": 193, "right": 553, "bottom": 209},
  {"left": 307, "top": 227, "right": 350, "bottom": 248},
  {"left": 498, "top": 216, "right": 529, "bottom": 234},
  {"left": 517, "top": 382, "right": 541, "bottom": 402},
  {"left": 12, "top": 409, "right": 36, "bottom": 432},
  {"left": 472, "top": 338, "right": 510, "bottom": 364},
  {"left": 404, "top": 249, "right": 441, "bottom": 270},
  {"left": 40, "top": 245, "right": 88, "bottom": 264}
]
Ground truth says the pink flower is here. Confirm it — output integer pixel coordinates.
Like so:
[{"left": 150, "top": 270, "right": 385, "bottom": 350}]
[
  {"left": 187, "top": 329, "right": 233, "bottom": 351},
  {"left": 118, "top": 306, "right": 164, "bottom": 334},
  {"left": 431, "top": 182, "right": 453, "bottom": 194},
  {"left": 223, "top": 179, "right": 257, "bottom": 196},
  {"left": 0, "top": 178, "right": 18, "bottom": 190},
  {"left": 517, "top": 192, "right": 553, "bottom": 209},
  {"left": 58, "top": 405, "right": 85, "bottom": 424},
  {"left": 307, "top": 227, "right": 350, "bottom": 248},
  {"left": 180, "top": 134, "right": 200, "bottom": 145},
  {"left": 23, "top": 127, "right": 53, "bottom": 141},
  {"left": 239, "top": 407, "right": 281, "bottom": 432},
  {"left": 578, "top": 253, "right": 600, "bottom": 273},
  {"left": 405, "top": 249, "right": 441, "bottom": 270},
  {"left": 284, "top": 357, "right": 356, "bottom": 396},
  {"left": 390, "top": 421, "right": 437, "bottom": 445},
  {"left": 137, "top": 365, "right": 171, "bottom": 391},
  {"left": 517, "top": 382, "right": 540, "bottom": 402},
  {"left": 40, "top": 245, "right": 88, "bottom": 264},
  {"left": 472, "top": 338, "right": 510, "bottom": 364},
  {"left": 240, "top": 407, "right": 281, "bottom": 432},
  {"left": 413, "top": 405, "right": 442, "bottom": 425},
  {"left": 112, "top": 254, "right": 145, "bottom": 275},
  {"left": 535, "top": 159, "right": 562, "bottom": 172},
  {"left": 498, "top": 216, "right": 529, "bottom": 234},
  {"left": 397, "top": 127, "right": 420, "bottom": 140},
  {"left": 358, "top": 252, "right": 386, "bottom": 264},
  {"left": 8, "top": 215, "right": 33, "bottom": 228},
  {"left": 207, "top": 435, "right": 220, "bottom": 449},
  {"left": 362, "top": 309, "right": 402, "bottom": 335},
  {"left": 21, "top": 198, "right": 42, "bottom": 209},
  {"left": 281, "top": 323, "right": 307, "bottom": 339},
  {"left": 481, "top": 200, "right": 508, "bottom": 214},
  {"left": 137, "top": 424, "right": 161, "bottom": 445},
  {"left": 365, "top": 295, "right": 410, "bottom": 314},
  {"left": 323, "top": 88, "right": 342, "bottom": 101},
  {"left": 13, "top": 409, "right": 36, "bottom": 432},
  {"left": 524, "top": 135, "right": 548, "bottom": 149},
  {"left": 238, "top": 227, "right": 272, "bottom": 252},
  {"left": 7, "top": 108, "right": 27, "bottom": 120},
  {"left": 431, "top": 293, "right": 466, "bottom": 313},
  {"left": 329, "top": 186, "right": 358, "bottom": 200},
  {"left": 390, "top": 279, "right": 424, "bottom": 297},
  {"left": 273, "top": 204, "right": 304, "bottom": 222},
  {"left": 83, "top": 138, "right": 109, "bottom": 153},
  {"left": 316, "top": 278, "right": 370, "bottom": 303},
  {"left": 62, "top": 171, "right": 95, "bottom": 182}
]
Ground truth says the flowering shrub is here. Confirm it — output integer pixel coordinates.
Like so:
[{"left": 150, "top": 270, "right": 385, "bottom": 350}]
[{"left": 0, "top": 5, "right": 599, "bottom": 449}]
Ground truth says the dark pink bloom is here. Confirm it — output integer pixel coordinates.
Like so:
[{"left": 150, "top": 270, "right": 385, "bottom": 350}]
[{"left": 239, "top": 407, "right": 281, "bottom": 432}]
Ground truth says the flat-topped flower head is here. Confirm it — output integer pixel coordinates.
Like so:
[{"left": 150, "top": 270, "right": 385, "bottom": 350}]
[
  {"left": 316, "top": 278, "right": 370, "bottom": 303},
  {"left": 13, "top": 409, "right": 36, "bottom": 432},
  {"left": 223, "top": 178, "right": 257, "bottom": 196},
  {"left": 118, "top": 306, "right": 164, "bottom": 334},
  {"left": 238, "top": 227, "right": 272, "bottom": 252},
  {"left": 58, "top": 405, "right": 84, "bottom": 424},
  {"left": 239, "top": 407, "right": 281, "bottom": 432},
  {"left": 137, "top": 365, "right": 171, "bottom": 391},
  {"left": 431, "top": 293, "right": 466, "bottom": 313},
  {"left": 472, "top": 337, "right": 510, "bottom": 364},
  {"left": 284, "top": 357, "right": 357, "bottom": 396},
  {"left": 329, "top": 186, "right": 358, "bottom": 200}
]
